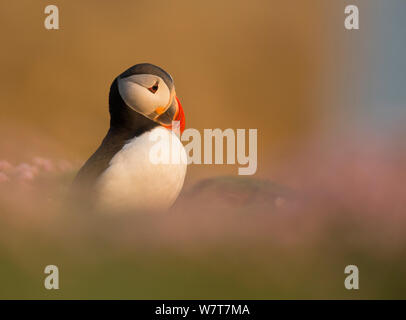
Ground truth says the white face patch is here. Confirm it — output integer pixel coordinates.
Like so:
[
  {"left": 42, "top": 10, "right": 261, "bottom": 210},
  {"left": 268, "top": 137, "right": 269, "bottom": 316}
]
[{"left": 117, "top": 74, "right": 171, "bottom": 117}]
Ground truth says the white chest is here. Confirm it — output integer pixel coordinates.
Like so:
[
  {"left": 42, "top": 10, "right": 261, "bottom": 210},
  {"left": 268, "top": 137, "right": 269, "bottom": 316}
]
[{"left": 94, "top": 127, "right": 187, "bottom": 212}]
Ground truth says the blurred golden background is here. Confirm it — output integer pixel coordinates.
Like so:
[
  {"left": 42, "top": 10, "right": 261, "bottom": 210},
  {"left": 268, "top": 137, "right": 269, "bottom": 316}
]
[{"left": 0, "top": 0, "right": 333, "bottom": 185}]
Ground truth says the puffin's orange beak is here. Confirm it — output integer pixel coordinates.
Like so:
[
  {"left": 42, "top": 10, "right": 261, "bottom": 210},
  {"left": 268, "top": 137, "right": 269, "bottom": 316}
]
[
  {"left": 159, "top": 96, "right": 185, "bottom": 134},
  {"left": 173, "top": 96, "right": 185, "bottom": 134}
]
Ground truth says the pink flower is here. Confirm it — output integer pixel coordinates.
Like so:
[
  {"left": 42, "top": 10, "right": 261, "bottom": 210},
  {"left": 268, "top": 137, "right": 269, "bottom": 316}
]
[
  {"left": 15, "top": 163, "right": 39, "bottom": 181},
  {"left": 32, "top": 157, "right": 55, "bottom": 172},
  {"left": 0, "top": 172, "right": 9, "bottom": 183},
  {"left": 0, "top": 160, "right": 13, "bottom": 173}
]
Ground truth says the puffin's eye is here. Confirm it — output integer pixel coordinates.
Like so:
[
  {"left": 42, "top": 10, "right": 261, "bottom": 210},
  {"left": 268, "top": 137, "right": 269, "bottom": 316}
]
[{"left": 148, "top": 81, "right": 159, "bottom": 94}]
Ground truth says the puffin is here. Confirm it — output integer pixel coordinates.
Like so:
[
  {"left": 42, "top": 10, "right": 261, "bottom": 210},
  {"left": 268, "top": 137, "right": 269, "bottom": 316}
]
[{"left": 72, "top": 63, "right": 187, "bottom": 212}]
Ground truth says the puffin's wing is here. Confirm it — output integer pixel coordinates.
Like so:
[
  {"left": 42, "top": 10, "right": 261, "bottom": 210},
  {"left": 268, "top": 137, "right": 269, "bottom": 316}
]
[{"left": 72, "top": 129, "right": 130, "bottom": 192}]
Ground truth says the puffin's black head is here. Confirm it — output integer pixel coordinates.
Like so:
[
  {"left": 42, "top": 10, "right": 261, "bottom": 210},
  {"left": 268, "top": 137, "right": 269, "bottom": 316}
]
[{"left": 109, "top": 63, "right": 185, "bottom": 134}]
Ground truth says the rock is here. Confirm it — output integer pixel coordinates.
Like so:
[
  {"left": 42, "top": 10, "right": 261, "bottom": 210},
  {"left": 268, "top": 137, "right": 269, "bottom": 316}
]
[{"left": 178, "top": 176, "right": 293, "bottom": 210}]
